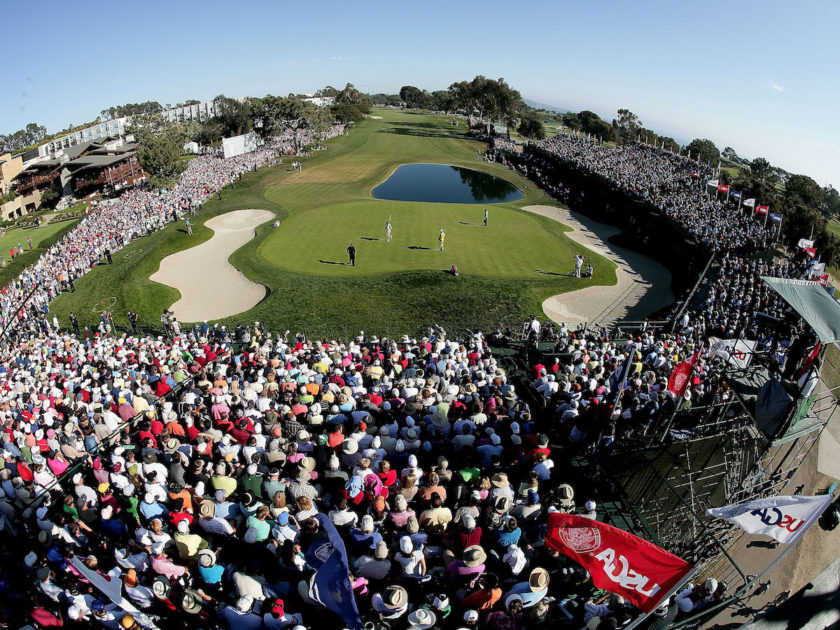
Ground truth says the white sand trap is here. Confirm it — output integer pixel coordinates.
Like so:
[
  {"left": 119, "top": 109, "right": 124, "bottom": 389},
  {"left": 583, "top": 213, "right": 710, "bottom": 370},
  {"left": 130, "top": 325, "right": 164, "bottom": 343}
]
[
  {"left": 368, "top": 115, "right": 383, "bottom": 119},
  {"left": 524, "top": 205, "right": 674, "bottom": 323},
  {"left": 151, "top": 209, "right": 274, "bottom": 322}
]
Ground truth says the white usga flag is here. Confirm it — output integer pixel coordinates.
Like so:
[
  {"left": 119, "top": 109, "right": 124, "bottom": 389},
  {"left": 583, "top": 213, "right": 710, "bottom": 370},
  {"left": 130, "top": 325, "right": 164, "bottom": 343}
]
[
  {"left": 798, "top": 238, "right": 815, "bottom": 249},
  {"left": 743, "top": 198, "right": 756, "bottom": 208},
  {"left": 809, "top": 262, "right": 826, "bottom": 278},
  {"left": 707, "top": 495, "right": 833, "bottom": 544},
  {"left": 707, "top": 179, "right": 719, "bottom": 187},
  {"left": 710, "top": 338, "right": 756, "bottom": 369}
]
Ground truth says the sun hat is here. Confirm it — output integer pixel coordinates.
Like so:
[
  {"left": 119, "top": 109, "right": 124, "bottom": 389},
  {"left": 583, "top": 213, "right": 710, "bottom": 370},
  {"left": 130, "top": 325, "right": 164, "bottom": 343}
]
[
  {"left": 241, "top": 491, "right": 257, "bottom": 508},
  {"left": 199, "top": 501, "right": 216, "bottom": 519},
  {"left": 360, "top": 514, "right": 374, "bottom": 533},
  {"left": 407, "top": 609, "right": 437, "bottom": 629},
  {"left": 490, "top": 472, "right": 509, "bottom": 488},
  {"left": 529, "top": 567, "right": 550, "bottom": 592},
  {"left": 343, "top": 439, "right": 359, "bottom": 455},
  {"left": 463, "top": 545, "right": 487, "bottom": 568},
  {"left": 464, "top": 610, "right": 479, "bottom": 623},
  {"left": 406, "top": 515, "right": 420, "bottom": 533},
  {"left": 197, "top": 549, "right": 216, "bottom": 568},
  {"left": 181, "top": 589, "right": 203, "bottom": 614},
  {"left": 382, "top": 585, "right": 408, "bottom": 610},
  {"left": 585, "top": 500, "right": 596, "bottom": 512},
  {"left": 152, "top": 575, "right": 171, "bottom": 599},
  {"left": 494, "top": 495, "right": 511, "bottom": 513}
]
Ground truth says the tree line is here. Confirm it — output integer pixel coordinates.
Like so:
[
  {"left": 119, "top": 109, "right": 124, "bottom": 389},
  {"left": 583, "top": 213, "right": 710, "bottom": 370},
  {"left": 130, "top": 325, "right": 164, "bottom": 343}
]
[
  {"left": 129, "top": 84, "right": 371, "bottom": 188},
  {"left": 0, "top": 123, "right": 48, "bottom": 153}
]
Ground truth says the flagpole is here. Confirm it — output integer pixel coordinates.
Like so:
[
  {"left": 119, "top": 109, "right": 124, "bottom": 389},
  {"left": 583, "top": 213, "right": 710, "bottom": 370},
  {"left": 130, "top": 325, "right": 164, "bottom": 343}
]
[
  {"left": 763, "top": 207, "right": 769, "bottom": 230},
  {"left": 624, "top": 564, "right": 704, "bottom": 630},
  {"left": 775, "top": 213, "right": 783, "bottom": 248}
]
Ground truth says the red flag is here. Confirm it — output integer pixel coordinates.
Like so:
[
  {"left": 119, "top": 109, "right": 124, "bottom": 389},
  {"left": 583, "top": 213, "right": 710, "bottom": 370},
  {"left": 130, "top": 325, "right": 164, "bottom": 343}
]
[
  {"left": 667, "top": 350, "right": 701, "bottom": 397},
  {"left": 546, "top": 513, "right": 693, "bottom": 613},
  {"left": 818, "top": 273, "right": 829, "bottom": 286},
  {"left": 803, "top": 247, "right": 817, "bottom": 258},
  {"left": 690, "top": 172, "right": 699, "bottom": 179},
  {"left": 755, "top": 205, "right": 769, "bottom": 215},
  {"left": 796, "top": 343, "right": 822, "bottom": 380},
  {"left": 717, "top": 184, "right": 730, "bottom": 193}
]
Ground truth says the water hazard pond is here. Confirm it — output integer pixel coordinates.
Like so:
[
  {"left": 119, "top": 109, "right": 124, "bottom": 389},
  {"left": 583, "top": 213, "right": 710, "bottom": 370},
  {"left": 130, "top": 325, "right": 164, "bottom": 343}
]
[{"left": 372, "top": 163, "right": 524, "bottom": 204}]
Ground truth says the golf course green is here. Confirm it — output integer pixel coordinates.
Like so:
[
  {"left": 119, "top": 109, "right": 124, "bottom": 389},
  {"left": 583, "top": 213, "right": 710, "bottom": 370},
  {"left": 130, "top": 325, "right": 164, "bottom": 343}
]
[{"left": 51, "top": 108, "right": 617, "bottom": 336}]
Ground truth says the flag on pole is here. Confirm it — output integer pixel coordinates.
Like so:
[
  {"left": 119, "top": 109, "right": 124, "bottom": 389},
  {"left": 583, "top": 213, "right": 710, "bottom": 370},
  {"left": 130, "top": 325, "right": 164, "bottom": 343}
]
[
  {"left": 798, "top": 238, "right": 815, "bottom": 249},
  {"left": 803, "top": 247, "right": 817, "bottom": 258},
  {"left": 707, "top": 179, "right": 719, "bottom": 188},
  {"left": 808, "top": 261, "right": 826, "bottom": 277},
  {"left": 796, "top": 342, "right": 822, "bottom": 380},
  {"left": 717, "top": 184, "right": 730, "bottom": 193},
  {"left": 690, "top": 171, "right": 699, "bottom": 179},
  {"left": 667, "top": 350, "right": 702, "bottom": 398},
  {"left": 707, "top": 495, "right": 833, "bottom": 544},
  {"left": 305, "top": 514, "right": 362, "bottom": 629},
  {"left": 743, "top": 198, "right": 756, "bottom": 208},
  {"left": 710, "top": 338, "right": 756, "bottom": 369},
  {"left": 729, "top": 190, "right": 742, "bottom": 199},
  {"left": 755, "top": 205, "right": 768, "bottom": 215},
  {"left": 609, "top": 344, "right": 637, "bottom": 407},
  {"left": 769, "top": 212, "right": 782, "bottom": 223},
  {"left": 546, "top": 513, "right": 693, "bottom": 613}
]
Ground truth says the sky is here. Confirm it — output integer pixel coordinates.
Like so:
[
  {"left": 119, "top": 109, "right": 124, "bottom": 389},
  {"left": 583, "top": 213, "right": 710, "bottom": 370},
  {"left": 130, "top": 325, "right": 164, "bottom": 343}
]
[{"left": 2, "top": 0, "right": 838, "bottom": 186}]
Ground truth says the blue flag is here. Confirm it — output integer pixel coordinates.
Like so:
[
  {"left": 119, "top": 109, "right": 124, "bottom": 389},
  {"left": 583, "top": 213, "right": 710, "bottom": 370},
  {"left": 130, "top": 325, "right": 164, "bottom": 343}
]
[
  {"left": 729, "top": 190, "right": 742, "bottom": 199},
  {"left": 306, "top": 514, "right": 362, "bottom": 630},
  {"left": 769, "top": 213, "right": 782, "bottom": 223}
]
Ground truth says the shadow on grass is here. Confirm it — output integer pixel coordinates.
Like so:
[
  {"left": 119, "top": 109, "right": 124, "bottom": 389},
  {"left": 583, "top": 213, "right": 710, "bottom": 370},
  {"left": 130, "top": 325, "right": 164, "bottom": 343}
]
[
  {"left": 360, "top": 237, "right": 380, "bottom": 241},
  {"left": 458, "top": 221, "right": 482, "bottom": 226},
  {"left": 318, "top": 259, "right": 351, "bottom": 266},
  {"left": 381, "top": 128, "right": 459, "bottom": 139},
  {"left": 533, "top": 269, "right": 572, "bottom": 277},
  {"left": 407, "top": 245, "right": 435, "bottom": 251}
]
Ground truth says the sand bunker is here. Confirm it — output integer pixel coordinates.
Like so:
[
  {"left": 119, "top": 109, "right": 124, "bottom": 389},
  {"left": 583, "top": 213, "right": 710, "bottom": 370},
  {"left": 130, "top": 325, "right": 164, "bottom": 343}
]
[
  {"left": 368, "top": 115, "right": 383, "bottom": 119},
  {"left": 151, "top": 209, "right": 274, "bottom": 321},
  {"left": 524, "top": 205, "right": 674, "bottom": 323}
]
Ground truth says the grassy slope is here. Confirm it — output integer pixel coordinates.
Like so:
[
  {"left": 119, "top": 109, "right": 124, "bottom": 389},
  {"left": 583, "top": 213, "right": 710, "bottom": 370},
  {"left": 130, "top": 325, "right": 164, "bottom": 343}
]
[
  {"left": 0, "top": 220, "right": 80, "bottom": 288},
  {"left": 0, "top": 221, "right": 74, "bottom": 255},
  {"left": 51, "top": 109, "right": 617, "bottom": 336}
]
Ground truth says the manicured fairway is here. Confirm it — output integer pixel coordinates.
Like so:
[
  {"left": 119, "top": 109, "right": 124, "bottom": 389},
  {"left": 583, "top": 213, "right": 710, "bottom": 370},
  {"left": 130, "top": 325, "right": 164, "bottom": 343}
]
[
  {"left": 0, "top": 220, "right": 74, "bottom": 257},
  {"left": 51, "top": 109, "right": 617, "bottom": 336}
]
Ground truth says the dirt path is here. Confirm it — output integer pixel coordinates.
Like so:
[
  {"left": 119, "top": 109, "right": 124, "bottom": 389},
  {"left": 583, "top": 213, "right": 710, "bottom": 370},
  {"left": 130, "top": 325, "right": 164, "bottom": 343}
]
[
  {"left": 150, "top": 209, "right": 274, "bottom": 322},
  {"left": 523, "top": 205, "right": 674, "bottom": 323}
]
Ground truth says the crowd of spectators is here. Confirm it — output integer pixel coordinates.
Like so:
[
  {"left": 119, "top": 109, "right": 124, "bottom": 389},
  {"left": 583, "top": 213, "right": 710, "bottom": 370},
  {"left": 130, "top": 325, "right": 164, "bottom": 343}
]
[
  {"left": 490, "top": 133, "right": 772, "bottom": 253},
  {"left": 0, "top": 121, "right": 821, "bottom": 630},
  {"left": 0, "top": 125, "right": 345, "bottom": 340},
  {"left": 0, "top": 325, "right": 711, "bottom": 629}
]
